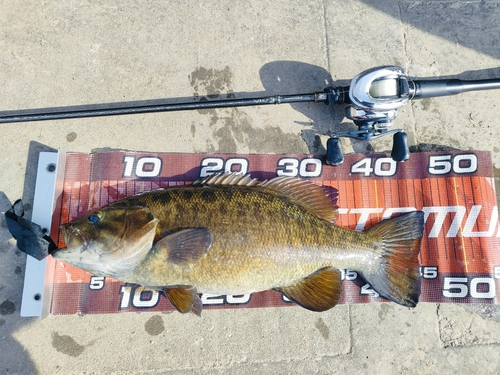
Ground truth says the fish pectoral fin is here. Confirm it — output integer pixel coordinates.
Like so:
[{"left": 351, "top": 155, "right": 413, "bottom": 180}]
[
  {"left": 275, "top": 267, "right": 342, "bottom": 312},
  {"left": 154, "top": 228, "right": 213, "bottom": 265},
  {"left": 164, "top": 286, "right": 202, "bottom": 316}
]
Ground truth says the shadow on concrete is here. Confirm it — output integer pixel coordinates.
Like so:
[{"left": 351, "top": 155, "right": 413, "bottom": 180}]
[
  {"left": 362, "top": 1, "right": 500, "bottom": 60},
  {"left": 0, "top": 195, "right": 38, "bottom": 374},
  {"left": 259, "top": 60, "right": 349, "bottom": 154},
  {"left": 0, "top": 141, "right": 56, "bottom": 374}
]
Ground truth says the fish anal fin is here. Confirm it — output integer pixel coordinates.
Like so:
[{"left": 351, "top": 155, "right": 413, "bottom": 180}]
[
  {"left": 276, "top": 267, "right": 342, "bottom": 312},
  {"left": 259, "top": 177, "right": 338, "bottom": 224},
  {"left": 363, "top": 211, "right": 424, "bottom": 308},
  {"left": 154, "top": 228, "right": 213, "bottom": 265},
  {"left": 164, "top": 286, "right": 202, "bottom": 316}
]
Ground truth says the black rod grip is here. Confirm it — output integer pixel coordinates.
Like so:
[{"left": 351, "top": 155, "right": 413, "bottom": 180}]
[{"left": 411, "top": 78, "right": 500, "bottom": 99}]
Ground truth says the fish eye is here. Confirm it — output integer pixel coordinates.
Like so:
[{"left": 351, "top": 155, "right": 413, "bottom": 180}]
[{"left": 88, "top": 211, "right": 102, "bottom": 224}]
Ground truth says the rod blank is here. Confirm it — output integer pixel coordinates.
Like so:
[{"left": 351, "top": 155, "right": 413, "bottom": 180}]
[{"left": 0, "top": 94, "right": 318, "bottom": 124}]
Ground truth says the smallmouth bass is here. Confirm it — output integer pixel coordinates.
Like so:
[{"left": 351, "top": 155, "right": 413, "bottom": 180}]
[{"left": 54, "top": 173, "right": 424, "bottom": 316}]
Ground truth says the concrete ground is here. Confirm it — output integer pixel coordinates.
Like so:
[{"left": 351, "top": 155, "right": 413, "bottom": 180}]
[{"left": 1, "top": 1, "right": 500, "bottom": 373}]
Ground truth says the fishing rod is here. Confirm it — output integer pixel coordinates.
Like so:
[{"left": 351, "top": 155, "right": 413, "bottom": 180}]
[{"left": 2, "top": 66, "right": 500, "bottom": 165}]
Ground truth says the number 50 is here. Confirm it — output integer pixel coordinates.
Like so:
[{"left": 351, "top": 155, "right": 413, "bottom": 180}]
[
  {"left": 442, "top": 276, "right": 495, "bottom": 299},
  {"left": 428, "top": 154, "right": 477, "bottom": 175}
]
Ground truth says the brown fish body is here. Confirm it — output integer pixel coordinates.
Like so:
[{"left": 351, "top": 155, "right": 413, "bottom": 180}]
[
  {"left": 127, "top": 184, "right": 370, "bottom": 294},
  {"left": 55, "top": 174, "right": 424, "bottom": 315}
]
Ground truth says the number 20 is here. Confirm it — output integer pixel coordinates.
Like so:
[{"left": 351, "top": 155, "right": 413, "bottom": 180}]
[{"left": 199, "top": 157, "right": 249, "bottom": 177}]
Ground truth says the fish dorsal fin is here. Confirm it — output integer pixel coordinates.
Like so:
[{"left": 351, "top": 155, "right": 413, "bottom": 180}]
[
  {"left": 193, "top": 173, "right": 260, "bottom": 187},
  {"left": 164, "top": 287, "right": 202, "bottom": 316},
  {"left": 259, "top": 177, "right": 338, "bottom": 224},
  {"left": 153, "top": 228, "right": 213, "bottom": 265},
  {"left": 275, "top": 267, "right": 342, "bottom": 312},
  {"left": 194, "top": 173, "right": 338, "bottom": 224}
]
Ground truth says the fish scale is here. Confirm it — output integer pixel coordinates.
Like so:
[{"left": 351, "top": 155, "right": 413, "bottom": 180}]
[{"left": 132, "top": 186, "right": 338, "bottom": 288}]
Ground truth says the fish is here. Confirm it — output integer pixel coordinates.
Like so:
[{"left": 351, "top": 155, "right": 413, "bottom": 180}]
[{"left": 53, "top": 173, "right": 425, "bottom": 316}]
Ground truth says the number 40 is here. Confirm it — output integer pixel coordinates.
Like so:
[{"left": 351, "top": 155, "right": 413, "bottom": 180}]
[{"left": 350, "top": 157, "right": 397, "bottom": 177}]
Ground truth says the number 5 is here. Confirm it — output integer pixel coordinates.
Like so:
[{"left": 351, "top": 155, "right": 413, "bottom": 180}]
[
  {"left": 428, "top": 155, "right": 452, "bottom": 175},
  {"left": 89, "top": 276, "right": 105, "bottom": 290},
  {"left": 442, "top": 277, "right": 468, "bottom": 298}
]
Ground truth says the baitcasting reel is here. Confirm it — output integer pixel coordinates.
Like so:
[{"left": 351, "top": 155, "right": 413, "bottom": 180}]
[
  {"left": 325, "top": 65, "right": 500, "bottom": 165},
  {"left": 2, "top": 65, "right": 500, "bottom": 165},
  {"left": 326, "top": 66, "right": 412, "bottom": 166}
]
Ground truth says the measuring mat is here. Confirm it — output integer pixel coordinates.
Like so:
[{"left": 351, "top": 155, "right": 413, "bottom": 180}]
[{"left": 22, "top": 150, "right": 500, "bottom": 316}]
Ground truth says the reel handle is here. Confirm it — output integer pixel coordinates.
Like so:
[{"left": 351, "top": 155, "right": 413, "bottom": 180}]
[
  {"left": 325, "top": 131, "right": 409, "bottom": 166},
  {"left": 325, "top": 137, "right": 344, "bottom": 166},
  {"left": 391, "top": 131, "right": 410, "bottom": 162}
]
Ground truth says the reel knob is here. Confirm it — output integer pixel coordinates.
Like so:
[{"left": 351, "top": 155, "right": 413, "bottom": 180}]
[
  {"left": 391, "top": 131, "right": 410, "bottom": 162},
  {"left": 326, "top": 137, "right": 344, "bottom": 166}
]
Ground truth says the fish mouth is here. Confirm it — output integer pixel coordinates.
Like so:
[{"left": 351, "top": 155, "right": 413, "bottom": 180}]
[{"left": 59, "top": 224, "right": 89, "bottom": 252}]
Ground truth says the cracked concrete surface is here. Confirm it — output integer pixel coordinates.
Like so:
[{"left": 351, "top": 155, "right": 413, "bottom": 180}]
[{"left": 1, "top": 1, "right": 500, "bottom": 374}]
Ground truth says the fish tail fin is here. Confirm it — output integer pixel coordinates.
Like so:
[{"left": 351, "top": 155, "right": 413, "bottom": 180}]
[{"left": 363, "top": 211, "right": 425, "bottom": 307}]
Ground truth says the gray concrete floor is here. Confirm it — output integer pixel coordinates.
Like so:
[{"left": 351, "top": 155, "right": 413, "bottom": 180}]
[{"left": 1, "top": 1, "right": 500, "bottom": 373}]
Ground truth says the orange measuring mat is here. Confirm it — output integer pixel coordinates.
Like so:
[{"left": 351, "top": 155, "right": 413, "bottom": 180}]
[{"left": 47, "top": 151, "right": 500, "bottom": 315}]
